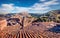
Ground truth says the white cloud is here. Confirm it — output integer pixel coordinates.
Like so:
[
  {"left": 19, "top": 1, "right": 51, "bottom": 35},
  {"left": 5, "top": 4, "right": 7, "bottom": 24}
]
[
  {"left": 0, "top": 0, "right": 59, "bottom": 14},
  {"left": 30, "top": 0, "right": 59, "bottom": 12},
  {"left": 31, "top": 3, "right": 50, "bottom": 11},
  {"left": 0, "top": 4, "right": 29, "bottom": 14},
  {"left": 12, "top": 7, "right": 29, "bottom": 13},
  {"left": 0, "top": 4, "right": 14, "bottom": 14},
  {"left": 40, "top": 0, "right": 46, "bottom": 2},
  {"left": 44, "top": 0, "right": 59, "bottom": 6}
]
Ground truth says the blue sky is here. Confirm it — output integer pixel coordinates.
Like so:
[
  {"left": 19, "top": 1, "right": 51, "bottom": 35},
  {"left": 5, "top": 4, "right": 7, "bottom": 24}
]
[{"left": 0, "top": 0, "right": 60, "bottom": 14}]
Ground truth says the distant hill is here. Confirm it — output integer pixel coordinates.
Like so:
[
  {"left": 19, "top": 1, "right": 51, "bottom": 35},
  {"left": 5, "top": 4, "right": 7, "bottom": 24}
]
[
  {"left": 44, "top": 10, "right": 60, "bottom": 16},
  {"left": 0, "top": 10, "right": 60, "bottom": 18},
  {"left": 48, "top": 10, "right": 60, "bottom": 14},
  {"left": 29, "top": 13, "right": 43, "bottom": 18},
  {"left": 29, "top": 10, "right": 60, "bottom": 18}
]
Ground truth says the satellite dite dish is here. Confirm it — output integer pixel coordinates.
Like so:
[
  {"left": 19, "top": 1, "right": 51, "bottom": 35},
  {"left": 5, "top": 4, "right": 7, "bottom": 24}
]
[{"left": 0, "top": 17, "right": 7, "bottom": 30}]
